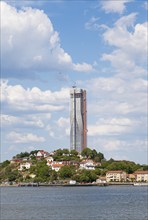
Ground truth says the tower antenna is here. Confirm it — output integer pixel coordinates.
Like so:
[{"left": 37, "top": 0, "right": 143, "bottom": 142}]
[{"left": 72, "top": 81, "right": 76, "bottom": 88}]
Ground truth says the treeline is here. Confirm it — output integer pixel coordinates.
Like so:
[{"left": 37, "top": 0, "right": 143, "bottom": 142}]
[
  {"left": 52, "top": 148, "right": 104, "bottom": 162},
  {"left": 0, "top": 148, "right": 147, "bottom": 184}
]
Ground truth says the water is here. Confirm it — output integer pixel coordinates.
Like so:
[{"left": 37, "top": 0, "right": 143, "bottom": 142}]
[{"left": 1, "top": 186, "right": 148, "bottom": 220}]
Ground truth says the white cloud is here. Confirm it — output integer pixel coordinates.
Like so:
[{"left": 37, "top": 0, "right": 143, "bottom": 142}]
[
  {"left": 57, "top": 117, "right": 69, "bottom": 128},
  {"left": 88, "top": 117, "right": 138, "bottom": 136},
  {"left": 1, "top": 114, "right": 20, "bottom": 125},
  {"left": 85, "top": 16, "right": 100, "bottom": 31},
  {"left": 84, "top": 76, "right": 147, "bottom": 117},
  {"left": 1, "top": 80, "right": 69, "bottom": 113},
  {"left": 101, "top": 13, "right": 147, "bottom": 77},
  {"left": 73, "top": 63, "right": 94, "bottom": 72},
  {"left": 56, "top": 117, "right": 70, "bottom": 137},
  {"left": 7, "top": 131, "right": 45, "bottom": 143},
  {"left": 101, "top": 0, "right": 132, "bottom": 14},
  {"left": 46, "top": 125, "right": 55, "bottom": 137},
  {"left": 1, "top": 1, "right": 93, "bottom": 78}
]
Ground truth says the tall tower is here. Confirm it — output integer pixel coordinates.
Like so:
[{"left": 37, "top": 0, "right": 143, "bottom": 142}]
[{"left": 70, "top": 87, "right": 87, "bottom": 152}]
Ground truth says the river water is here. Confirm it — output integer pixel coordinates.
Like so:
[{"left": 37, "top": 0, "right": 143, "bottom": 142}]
[{"left": 1, "top": 186, "right": 148, "bottom": 220}]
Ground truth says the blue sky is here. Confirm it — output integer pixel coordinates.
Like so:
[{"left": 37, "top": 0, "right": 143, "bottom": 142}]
[{"left": 1, "top": 0, "right": 147, "bottom": 164}]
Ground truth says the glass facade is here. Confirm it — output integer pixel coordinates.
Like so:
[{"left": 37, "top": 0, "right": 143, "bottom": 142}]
[{"left": 70, "top": 88, "right": 87, "bottom": 152}]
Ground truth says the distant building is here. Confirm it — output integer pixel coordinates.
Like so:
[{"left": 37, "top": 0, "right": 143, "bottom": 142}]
[
  {"left": 106, "top": 170, "right": 127, "bottom": 182},
  {"left": 45, "top": 156, "right": 54, "bottom": 162},
  {"left": 134, "top": 171, "right": 148, "bottom": 182},
  {"left": 18, "top": 162, "right": 32, "bottom": 171},
  {"left": 79, "top": 160, "right": 96, "bottom": 170},
  {"left": 36, "top": 150, "right": 49, "bottom": 158},
  {"left": 52, "top": 164, "right": 64, "bottom": 172},
  {"left": 70, "top": 87, "right": 87, "bottom": 152}
]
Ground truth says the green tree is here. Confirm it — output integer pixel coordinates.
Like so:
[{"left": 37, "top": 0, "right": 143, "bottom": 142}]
[
  {"left": 8, "top": 170, "right": 20, "bottom": 182},
  {"left": 74, "top": 170, "right": 97, "bottom": 183},
  {"left": 33, "top": 160, "right": 50, "bottom": 182},
  {"left": 59, "top": 166, "right": 75, "bottom": 179},
  {"left": 81, "top": 148, "right": 92, "bottom": 158},
  {"left": 15, "top": 152, "right": 30, "bottom": 158},
  {"left": 62, "top": 149, "right": 69, "bottom": 155},
  {"left": 94, "top": 168, "right": 101, "bottom": 176},
  {"left": 79, "top": 173, "right": 89, "bottom": 183},
  {"left": 50, "top": 170, "right": 58, "bottom": 182},
  {"left": 91, "top": 149, "right": 97, "bottom": 159},
  {"left": 70, "top": 149, "right": 78, "bottom": 156},
  {"left": 142, "top": 165, "right": 148, "bottom": 171},
  {"left": 30, "top": 150, "right": 39, "bottom": 155},
  {"left": 0, "top": 160, "right": 10, "bottom": 168},
  {"left": 97, "top": 152, "right": 104, "bottom": 162}
]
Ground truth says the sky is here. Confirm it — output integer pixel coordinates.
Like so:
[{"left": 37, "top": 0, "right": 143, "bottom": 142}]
[{"left": 0, "top": 0, "right": 147, "bottom": 164}]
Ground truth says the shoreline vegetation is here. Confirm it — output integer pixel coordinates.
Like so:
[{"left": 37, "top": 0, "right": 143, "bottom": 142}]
[{"left": 1, "top": 148, "right": 148, "bottom": 186}]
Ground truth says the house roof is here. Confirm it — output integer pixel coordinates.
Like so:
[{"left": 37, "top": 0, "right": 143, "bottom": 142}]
[
  {"left": 106, "top": 170, "right": 126, "bottom": 174},
  {"left": 134, "top": 171, "right": 148, "bottom": 175},
  {"left": 52, "top": 164, "right": 64, "bottom": 168}
]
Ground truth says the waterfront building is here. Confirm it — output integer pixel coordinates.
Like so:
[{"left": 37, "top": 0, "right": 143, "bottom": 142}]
[
  {"left": 134, "top": 171, "right": 148, "bottom": 182},
  {"left": 70, "top": 87, "right": 87, "bottom": 152},
  {"left": 106, "top": 170, "right": 127, "bottom": 182}
]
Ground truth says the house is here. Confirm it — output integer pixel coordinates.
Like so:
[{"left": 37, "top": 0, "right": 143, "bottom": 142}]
[
  {"left": 18, "top": 162, "right": 32, "bottom": 171},
  {"left": 36, "top": 150, "right": 49, "bottom": 158},
  {"left": 62, "top": 161, "right": 79, "bottom": 167},
  {"left": 45, "top": 156, "right": 54, "bottom": 162},
  {"left": 96, "top": 176, "right": 106, "bottom": 184},
  {"left": 10, "top": 159, "right": 22, "bottom": 164},
  {"left": 22, "top": 157, "right": 29, "bottom": 161},
  {"left": 106, "top": 170, "right": 127, "bottom": 182},
  {"left": 134, "top": 171, "right": 148, "bottom": 182},
  {"left": 79, "top": 160, "right": 96, "bottom": 170},
  {"left": 51, "top": 164, "right": 64, "bottom": 172}
]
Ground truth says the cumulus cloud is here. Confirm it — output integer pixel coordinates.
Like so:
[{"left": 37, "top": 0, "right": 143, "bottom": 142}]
[
  {"left": 101, "top": 0, "right": 132, "bottom": 14},
  {"left": 57, "top": 117, "right": 69, "bottom": 128},
  {"left": 88, "top": 137, "right": 147, "bottom": 163},
  {"left": 84, "top": 76, "right": 147, "bottom": 117},
  {"left": 101, "top": 13, "right": 147, "bottom": 77},
  {"left": 55, "top": 117, "right": 70, "bottom": 137},
  {"left": 1, "top": 1, "right": 93, "bottom": 78},
  {"left": 46, "top": 125, "right": 55, "bottom": 137},
  {"left": 1, "top": 80, "right": 69, "bottom": 113},
  {"left": 88, "top": 117, "right": 139, "bottom": 136},
  {"left": 7, "top": 132, "right": 45, "bottom": 143},
  {"left": 1, "top": 114, "right": 45, "bottom": 128}
]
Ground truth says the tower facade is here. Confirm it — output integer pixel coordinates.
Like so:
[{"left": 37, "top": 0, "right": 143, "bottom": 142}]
[{"left": 70, "top": 87, "right": 87, "bottom": 152}]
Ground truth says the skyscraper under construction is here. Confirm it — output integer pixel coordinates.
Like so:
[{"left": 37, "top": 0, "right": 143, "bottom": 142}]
[{"left": 70, "top": 87, "right": 87, "bottom": 152}]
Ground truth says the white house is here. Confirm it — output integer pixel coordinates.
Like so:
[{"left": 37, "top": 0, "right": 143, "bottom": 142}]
[
  {"left": 79, "top": 160, "right": 95, "bottom": 170},
  {"left": 106, "top": 170, "right": 127, "bottom": 182},
  {"left": 51, "top": 164, "right": 64, "bottom": 172},
  {"left": 96, "top": 177, "right": 106, "bottom": 184},
  {"left": 18, "top": 162, "right": 32, "bottom": 171},
  {"left": 45, "top": 156, "right": 54, "bottom": 162},
  {"left": 36, "top": 150, "right": 49, "bottom": 158}
]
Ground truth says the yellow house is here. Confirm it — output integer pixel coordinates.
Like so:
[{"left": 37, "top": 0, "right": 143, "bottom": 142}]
[
  {"left": 106, "top": 170, "right": 127, "bottom": 182},
  {"left": 134, "top": 171, "right": 148, "bottom": 182}
]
